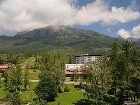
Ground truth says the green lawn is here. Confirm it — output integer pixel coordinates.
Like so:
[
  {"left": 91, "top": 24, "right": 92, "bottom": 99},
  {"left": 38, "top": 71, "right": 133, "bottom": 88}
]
[
  {"left": 21, "top": 82, "right": 38, "bottom": 103},
  {"left": 0, "top": 73, "right": 6, "bottom": 100},
  {"left": 22, "top": 69, "right": 40, "bottom": 80},
  {"left": 0, "top": 79, "right": 85, "bottom": 105},
  {"left": 0, "top": 82, "right": 6, "bottom": 101},
  {"left": 28, "top": 69, "right": 40, "bottom": 80},
  {"left": 21, "top": 57, "right": 41, "bottom": 80},
  {"left": 0, "top": 81, "right": 38, "bottom": 104},
  {"left": 21, "top": 84, "right": 85, "bottom": 105},
  {"left": 22, "top": 84, "right": 85, "bottom": 105},
  {"left": 48, "top": 85, "right": 85, "bottom": 105},
  {"left": 0, "top": 57, "right": 85, "bottom": 104}
]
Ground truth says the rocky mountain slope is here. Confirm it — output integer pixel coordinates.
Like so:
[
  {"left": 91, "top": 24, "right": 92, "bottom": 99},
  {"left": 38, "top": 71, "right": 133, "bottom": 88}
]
[{"left": 0, "top": 26, "right": 123, "bottom": 50}]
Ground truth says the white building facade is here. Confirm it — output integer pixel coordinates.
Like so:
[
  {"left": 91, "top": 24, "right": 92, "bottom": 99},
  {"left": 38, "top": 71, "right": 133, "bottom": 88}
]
[
  {"left": 75, "top": 54, "right": 101, "bottom": 64},
  {"left": 65, "top": 64, "right": 84, "bottom": 75},
  {"left": 65, "top": 54, "right": 102, "bottom": 76}
]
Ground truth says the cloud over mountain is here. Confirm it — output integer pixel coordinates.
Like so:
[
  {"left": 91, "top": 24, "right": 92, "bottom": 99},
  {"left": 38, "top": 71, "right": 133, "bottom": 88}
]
[
  {"left": 118, "top": 25, "right": 140, "bottom": 39},
  {"left": 0, "top": 0, "right": 140, "bottom": 32}
]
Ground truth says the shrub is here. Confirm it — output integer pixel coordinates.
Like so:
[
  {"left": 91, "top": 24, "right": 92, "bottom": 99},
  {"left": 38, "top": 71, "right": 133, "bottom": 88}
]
[{"left": 64, "top": 85, "right": 70, "bottom": 92}]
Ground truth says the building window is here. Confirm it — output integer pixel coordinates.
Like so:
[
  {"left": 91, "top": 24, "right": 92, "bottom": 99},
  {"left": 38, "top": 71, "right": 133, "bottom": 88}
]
[
  {"left": 81, "top": 61, "right": 84, "bottom": 64},
  {"left": 88, "top": 56, "right": 91, "bottom": 61},
  {"left": 88, "top": 59, "right": 91, "bottom": 61},
  {"left": 95, "top": 56, "right": 99, "bottom": 59}
]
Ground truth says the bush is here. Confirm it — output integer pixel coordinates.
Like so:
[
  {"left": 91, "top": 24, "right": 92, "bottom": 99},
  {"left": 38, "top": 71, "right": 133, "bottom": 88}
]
[
  {"left": 58, "top": 87, "right": 63, "bottom": 93},
  {"left": 64, "top": 86, "right": 70, "bottom": 92},
  {"left": 74, "top": 99, "right": 95, "bottom": 105},
  {"left": 104, "top": 93, "right": 116, "bottom": 104},
  {"left": 35, "top": 74, "right": 57, "bottom": 102}
]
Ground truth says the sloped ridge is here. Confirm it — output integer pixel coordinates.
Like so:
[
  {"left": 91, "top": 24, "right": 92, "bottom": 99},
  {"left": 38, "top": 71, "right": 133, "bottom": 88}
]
[{"left": 0, "top": 26, "right": 120, "bottom": 50}]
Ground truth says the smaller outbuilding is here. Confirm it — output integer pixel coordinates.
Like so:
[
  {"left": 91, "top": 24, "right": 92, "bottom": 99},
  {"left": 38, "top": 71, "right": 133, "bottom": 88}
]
[
  {"left": 65, "top": 64, "right": 85, "bottom": 76},
  {"left": 0, "top": 61, "right": 11, "bottom": 72}
]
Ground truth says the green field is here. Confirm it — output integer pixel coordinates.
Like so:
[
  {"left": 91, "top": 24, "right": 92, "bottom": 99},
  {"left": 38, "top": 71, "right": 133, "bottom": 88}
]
[
  {"left": 0, "top": 57, "right": 85, "bottom": 105},
  {"left": 48, "top": 85, "right": 85, "bottom": 105},
  {"left": 21, "top": 82, "right": 38, "bottom": 104},
  {"left": 0, "top": 83, "right": 6, "bottom": 101},
  {"left": 0, "top": 82, "right": 85, "bottom": 105},
  {"left": 22, "top": 69, "right": 40, "bottom": 80},
  {"left": 21, "top": 57, "right": 41, "bottom": 80},
  {"left": 0, "top": 81, "right": 38, "bottom": 101}
]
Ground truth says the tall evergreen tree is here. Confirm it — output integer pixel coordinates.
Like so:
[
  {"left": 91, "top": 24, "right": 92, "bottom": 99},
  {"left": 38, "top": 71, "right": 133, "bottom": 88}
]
[
  {"left": 24, "top": 69, "right": 29, "bottom": 91},
  {"left": 35, "top": 74, "right": 57, "bottom": 104},
  {"left": 109, "top": 41, "right": 139, "bottom": 104},
  {"left": 84, "top": 56, "right": 112, "bottom": 104},
  {"left": 6, "top": 64, "right": 22, "bottom": 105}
]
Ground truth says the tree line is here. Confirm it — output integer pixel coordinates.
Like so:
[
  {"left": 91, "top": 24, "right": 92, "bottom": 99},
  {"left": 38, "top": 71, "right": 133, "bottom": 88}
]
[{"left": 0, "top": 41, "right": 140, "bottom": 105}]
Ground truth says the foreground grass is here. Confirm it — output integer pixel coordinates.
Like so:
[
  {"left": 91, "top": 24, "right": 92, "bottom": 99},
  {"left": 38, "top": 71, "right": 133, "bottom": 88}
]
[
  {"left": 28, "top": 69, "right": 40, "bottom": 80},
  {"left": 21, "top": 69, "right": 40, "bottom": 80},
  {"left": 0, "top": 80, "right": 84, "bottom": 105},
  {"left": 21, "top": 82, "right": 38, "bottom": 104},
  {"left": 0, "top": 82, "right": 6, "bottom": 101},
  {"left": 0, "top": 82, "right": 38, "bottom": 102},
  {"left": 48, "top": 85, "right": 84, "bottom": 105},
  {"left": 21, "top": 57, "right": 41, "bottom": 80}
]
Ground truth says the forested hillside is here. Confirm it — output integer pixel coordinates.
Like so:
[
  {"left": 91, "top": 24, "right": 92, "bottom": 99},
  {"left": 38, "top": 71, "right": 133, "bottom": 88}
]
[
  {"left": 0, "top": 26, "right": 121, "bottom": 51},
  {"left": 0, "top": 41, "right": 140, "bottom": 105}
]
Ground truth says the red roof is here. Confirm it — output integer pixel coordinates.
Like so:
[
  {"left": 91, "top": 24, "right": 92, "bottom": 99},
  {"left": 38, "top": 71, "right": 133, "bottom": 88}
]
[
  {"left": 0, "top": 61, "right": 11, "bottom": 72},
  {"left": 65, "top": 68, "right": 85, "bottom": 75},
  {"left": 65, "top": 71, "right": 84, "bottom": 75},
  {"left": 0, "top": 64, "right": 9, "bottom": 69},
  {"left": 65, "top": 68, "right": 83, "bottom": 70}
]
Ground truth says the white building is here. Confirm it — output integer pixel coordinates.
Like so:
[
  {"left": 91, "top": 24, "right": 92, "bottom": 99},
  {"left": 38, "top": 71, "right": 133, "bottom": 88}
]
[
  {"left": 75, "top": 54, "right": 101, "bottom": 64},
  {"left": 65, "top": 64, "right": 84, "bottom": 75},
  {"left": 65, "top": 54, "right": 102, "bottom": 76}
]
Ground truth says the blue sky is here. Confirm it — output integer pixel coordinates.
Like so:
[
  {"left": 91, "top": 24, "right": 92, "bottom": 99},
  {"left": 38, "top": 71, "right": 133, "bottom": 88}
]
[
  {"left": 74, "top": 0, "right": 140, "bottom": 37},
  {"left": 0, "top": 0, "right": 140, "bottom": 38}
]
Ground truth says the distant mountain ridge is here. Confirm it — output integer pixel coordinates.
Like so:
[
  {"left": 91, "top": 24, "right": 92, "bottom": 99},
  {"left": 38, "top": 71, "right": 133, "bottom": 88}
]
[{"left": 0, "top": 25, "right": 137, "bottom": 50}]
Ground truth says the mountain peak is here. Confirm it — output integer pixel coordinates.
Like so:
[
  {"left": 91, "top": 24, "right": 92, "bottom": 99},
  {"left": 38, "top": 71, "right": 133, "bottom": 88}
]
[
  {"left": 0, "top": 26, "right": 122, "bottom": 49},
  {"left": 38, "top": 25, "right": 71, "bottom": 31}
]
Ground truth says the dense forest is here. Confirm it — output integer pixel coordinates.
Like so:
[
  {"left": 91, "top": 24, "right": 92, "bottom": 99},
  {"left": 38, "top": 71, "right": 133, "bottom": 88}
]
[{"left": 0, "top": 41, "right": 140, "bottom": 105}]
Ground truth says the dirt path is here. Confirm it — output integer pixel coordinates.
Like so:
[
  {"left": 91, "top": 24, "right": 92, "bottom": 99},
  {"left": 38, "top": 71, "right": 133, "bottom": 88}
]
[
  {"left": 29, "top": 80, "right": 81, "bottom": 85},
  {"left": 29, "top": 80, "right": 39, "bottom": 82}
]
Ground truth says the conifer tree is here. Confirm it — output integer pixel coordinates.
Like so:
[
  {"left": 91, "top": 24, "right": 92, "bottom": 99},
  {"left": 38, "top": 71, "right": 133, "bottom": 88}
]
[
  {"left": 109, "top": 41, "right": 139, "bottom": 104},
  {"left": 24, "top": 69, "right": 29, "bottom": 91},
  {"left": 35, "top": 73, "right": 57, "bottom": 104},
  {"left": 6, "top": 64, "right": 22, "bottom": 105},
  {"left": 84, "top": 56, "right": 112, "bottom": 104}
]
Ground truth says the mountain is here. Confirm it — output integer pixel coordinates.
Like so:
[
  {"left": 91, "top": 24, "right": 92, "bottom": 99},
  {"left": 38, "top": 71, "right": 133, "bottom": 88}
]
[
  {"left": 136, "top": 39, "right": 140, "bottom": 45},
  {"left": 0, "top": 26, "right": 120, "bottom": 50},
  {"left": 118, "top": 36, "right": 140, "bottom": 48}
]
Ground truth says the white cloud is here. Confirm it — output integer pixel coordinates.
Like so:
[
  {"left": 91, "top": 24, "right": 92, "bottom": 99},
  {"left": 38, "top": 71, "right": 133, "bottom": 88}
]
[
  {"left": 117, "top": 25, "right": 140, "bottom": 39},
  {"left": 117, "top": 29, "right": 131, "bottom": 39},
  {"left": 0, "top": 0, "right": 140, "bottom": 32},
  {"left": 75, "top": 0, "right": 140, "bottom": 26}
]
